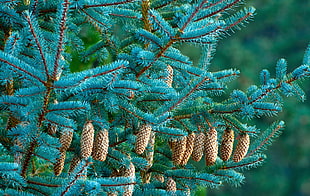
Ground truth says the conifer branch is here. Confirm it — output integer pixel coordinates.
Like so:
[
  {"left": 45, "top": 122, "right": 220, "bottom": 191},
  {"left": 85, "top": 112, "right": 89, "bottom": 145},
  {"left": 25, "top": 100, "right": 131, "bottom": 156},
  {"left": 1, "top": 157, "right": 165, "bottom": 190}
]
[
  {"left": 83, "top": 0, "right": 136, "bottom": 9},
  {"left": 224, "top": 11, "right": 254, "bottom": 31},
  {"left": 59, "top": 160, "right": 91, "bottom": 196},
  {"left": 24, "top": 14, "right": 49, "bottom": 79},
  {"left": 26, "top": 187, "right": 50, "bottom": 196},
  {"left": 222, "top": 116, "right": 257, "bottom": 134},
  {"left": 119, "top": 105, "right": 145, "bottom": 120},
  {"left": 136, "top": 39, "right": 175, "bottom": 78},
  {"left": 100, "top": 182, "right": 137, "bottom": 187},
  {"left": 52, "top": 0, "right": 70, "bottom": 81},
  {"left": 172, "top": 175, "right": 221, "bottom": 185},
  {"left": 247, "top": 122, "right": 284, "bottom": 157},
  {"left": 195, "top": 0, "right": 242, "bottom": 22},
  {"left": 27, "top": 180, "right": 61, "bottom": 187},
  {"left": 81, "top": 9, "right": 108, "bottom": 31},
  {"left": 31, "top": 0, "right": 39, "bottom": 14},
  {"left": 0, "top": 54, "right": 45, "bottom": 84},
  {"left": 179, "top": 0, "right": 207, "bottom": 32},
  {"left": 179, "top": 26, "right": 222, "bottom": 40},
  {"left": 160, "top": 76, "right": 211, "bottom": 116},
  {"left": 221, "top": 157, "right": 264, "bottom": 170},
  {"left": 154, "top": 0, "right": 178, "bottom": 9}
]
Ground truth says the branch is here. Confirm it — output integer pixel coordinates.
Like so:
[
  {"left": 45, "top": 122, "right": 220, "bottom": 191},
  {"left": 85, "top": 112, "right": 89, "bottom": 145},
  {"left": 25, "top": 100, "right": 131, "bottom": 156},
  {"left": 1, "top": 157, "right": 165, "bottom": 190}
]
[
  {"left": 221, "top": 157, "right": 264, "bottom": 170},
  {"left": 247, "top": 123, "right": 284, "bottom": 157},
  {"left": 60, "top": 160, "right": 92, "bottom": 196},
  {"left": 24, "top": 13, "right": 49, "bottom": 79},
  {"left": 195, "top": 0, "right": 242, "bottom": 22},
  {"left": 52, "top": 0, "right": 70, "bottom": 80}
]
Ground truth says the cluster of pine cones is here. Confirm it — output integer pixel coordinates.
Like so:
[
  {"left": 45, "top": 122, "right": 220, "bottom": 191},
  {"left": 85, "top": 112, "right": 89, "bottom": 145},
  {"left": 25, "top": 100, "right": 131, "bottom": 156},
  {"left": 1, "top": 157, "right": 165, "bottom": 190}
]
[
  {"left": 53, "top": 121, "right": 109, "bottom": 176},
  {"left": 170, "top": 127, "right": 250, "bottom": 166}
]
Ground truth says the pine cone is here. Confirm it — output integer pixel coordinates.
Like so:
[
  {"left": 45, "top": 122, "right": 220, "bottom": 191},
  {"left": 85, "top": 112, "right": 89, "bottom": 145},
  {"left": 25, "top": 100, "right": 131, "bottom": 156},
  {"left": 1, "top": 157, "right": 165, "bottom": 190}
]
[
  {"left": 135, "top": 124, "right": 152, "bottom": 154},
  {"left": 68, "top": 156, "right": 81, "bottom": 173},
  {"left": 233, "top": 133, "right": 250, "bottom": 162},
  {"left": 54, "top": 151, "right": 66, "bottom": 176},
  {"left": 80, "top": 121, "right": 95, "bottom": 159},
  {"left": 166, "top": 64, "right": 174, "bottom": 87},
  {"left": 180, "top": 133, "right": 195, "bottom": 166},
  {"left": 220, "top": 128, "right": 234, "bottom": 161},
  {"left": 59, "top": 128, "right": 73, "bottom": 152},
  {"left": 166, "top": 177, "right": 176, "bottom": 192},
  {"left": 92, "top": 129, "right": 109, "bottom": 161},
  {"left": 171, "top": 136, "right": 187, "bottom": 165},
  {"left": 123, "top": 189, "right": 133, "bottom": 196},
  {"left": 204, "top": 128, "right": 218, "bottom": 166},
  {"left": 191, "top": 132, "right": 205, "bottom": 162},
  {"left": 121, "top": 162, "right": 135, "bottom": 177}
]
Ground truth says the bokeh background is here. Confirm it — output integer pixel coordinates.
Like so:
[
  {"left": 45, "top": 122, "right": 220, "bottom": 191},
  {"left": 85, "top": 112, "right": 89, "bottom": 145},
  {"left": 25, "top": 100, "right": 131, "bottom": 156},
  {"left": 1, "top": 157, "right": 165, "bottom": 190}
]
[{"left": 70, "top": 1, "right": 310, "bottom": 195}]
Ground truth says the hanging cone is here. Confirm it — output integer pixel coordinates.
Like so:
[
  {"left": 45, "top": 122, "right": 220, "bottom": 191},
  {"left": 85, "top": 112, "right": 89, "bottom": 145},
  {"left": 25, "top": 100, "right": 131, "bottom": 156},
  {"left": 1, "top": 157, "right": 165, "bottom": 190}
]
[
  {"left": 68, "top": 156, "right": 81, "bottom": 173},
  {"left": 191, "top": 132, "right": 205, "bottom": 162},
  {"left": 166, "top": 64, "right": 174, "bottom": 87},
  {"left": 166, "top": 177, "right": 176, "bottom": 192},
  {"left": 171, "top": 136, "right": 187, "bottom": 165},
  {"left": 121, "top": 162, "right": 135, "bottom": 196},
  {"left": 135, "top": 124, "right": 152, "bottom": 154},
  {"left": 180, "top": 133, "right": 195, "bottom": 166},
  {"left": 54, "top": 151, "right": 66, "bottom": 176},
  {"left": 80, "top": 121, "right": 95, "bottom": 159},
  {"left": 121, "top": 162, "right": 135, "bottom": 177},
  {"left": 59, "top": 128, "right": 73, "bottom": 152},
  {"left": 220, "top": 128, "right": 234, "bottom": 161},
  {"left": 92, "top": 129, "right": 109, "bottom": 161},
  {"left": 204, "top": 128, "right": 218, "bottom": 166},
  {"left": 233, "top": 133, "right": 250, "bottom": 162}
]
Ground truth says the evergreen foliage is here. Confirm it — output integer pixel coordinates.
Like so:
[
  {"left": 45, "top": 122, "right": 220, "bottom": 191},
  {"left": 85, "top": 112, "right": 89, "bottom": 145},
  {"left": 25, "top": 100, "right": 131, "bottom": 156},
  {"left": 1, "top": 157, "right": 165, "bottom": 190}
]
[{"left": 0, "top": 0, "right": 309, "bottom": 195}]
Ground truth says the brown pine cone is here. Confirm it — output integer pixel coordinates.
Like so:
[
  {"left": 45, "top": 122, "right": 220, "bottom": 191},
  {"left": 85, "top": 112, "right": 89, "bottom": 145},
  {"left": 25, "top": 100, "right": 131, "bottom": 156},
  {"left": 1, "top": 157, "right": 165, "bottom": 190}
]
[
  {"left": 121, "top": 162, "right": 136, "bottom": 177},
  {"left": 54, "top": 151, "right": 66, "bottom": 176},
  {"left": 204, "top": 128, "right": 218, "bottom": 166},
  {"left": 92, "top": 129, "right": 109, "bottom": 161},
  {"left": 59, "top": 128, "right": 73, "bottom": 152},
  {"left": 166, "top": 177, "right": 176, "bottom": 192},
  {"left": 166, "top": 64, "right": 173, "bottom": 87},
  {"left": 191, "top": 132, "right": 205, "bottom": 162},
  {"left": 180, "top": 133, "right": 195, "bottom": 166},
  {"left": 171, "top": 136, "right": 187, "bottom": 165},
  {"left": 220, "top": 128, "right": 234, "bottom": 161},
  {"left": 121, "top": 162, "right": 135, "bottom": 195},
  {"left": 233, "top": 133, "right": 250, "bottom": 162},
  {"left": 80, "top": 121, "right": 95, "bottom": 159},
  {"left": 135, "top": 124, "right": 152, "bottom": 154},
  {"left": 68, "top": 155, "right": 81, "bottom": 173}
]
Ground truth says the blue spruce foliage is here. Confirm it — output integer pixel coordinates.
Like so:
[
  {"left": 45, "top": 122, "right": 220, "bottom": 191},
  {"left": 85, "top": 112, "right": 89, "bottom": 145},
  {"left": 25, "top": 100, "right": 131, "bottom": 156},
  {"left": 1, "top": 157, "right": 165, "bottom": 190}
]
[{"left": 0, "top": 0, "right": 309, "bottom": 195}]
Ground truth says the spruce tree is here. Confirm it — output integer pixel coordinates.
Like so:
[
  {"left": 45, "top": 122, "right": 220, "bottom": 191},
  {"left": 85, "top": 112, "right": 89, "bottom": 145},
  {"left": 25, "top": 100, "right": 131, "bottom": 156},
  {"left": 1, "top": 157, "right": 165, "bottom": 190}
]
[{"left": 0, "top": 0, "right": 309, "bottom": 195}]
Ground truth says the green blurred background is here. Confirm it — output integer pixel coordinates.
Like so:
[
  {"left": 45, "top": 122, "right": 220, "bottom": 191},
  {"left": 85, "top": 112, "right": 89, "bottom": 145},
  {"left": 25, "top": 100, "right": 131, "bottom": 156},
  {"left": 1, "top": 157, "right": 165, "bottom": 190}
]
[
  {"left": 71, "top": 1, "right": 310, "bottom": 195},
  {"left": 202, "top": 1, "right": 310, "bottom": 196}
]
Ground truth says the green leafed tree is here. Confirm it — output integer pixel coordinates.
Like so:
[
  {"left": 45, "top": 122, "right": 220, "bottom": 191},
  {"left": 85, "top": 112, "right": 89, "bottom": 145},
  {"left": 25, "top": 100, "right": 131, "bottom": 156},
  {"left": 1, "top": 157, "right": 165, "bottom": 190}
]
[{"left": 0, "top": 0, "right": 309, "bottom": 195}]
